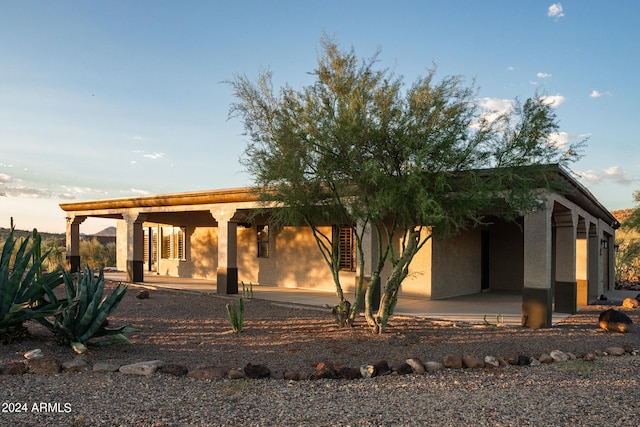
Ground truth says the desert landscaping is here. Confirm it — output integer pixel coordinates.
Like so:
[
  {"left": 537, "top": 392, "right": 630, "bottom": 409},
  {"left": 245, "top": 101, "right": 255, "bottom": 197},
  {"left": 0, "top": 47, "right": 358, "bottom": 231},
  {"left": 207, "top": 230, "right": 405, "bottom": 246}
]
[{"left": 2, "top": 281, "right": 639, "bottom": 426}]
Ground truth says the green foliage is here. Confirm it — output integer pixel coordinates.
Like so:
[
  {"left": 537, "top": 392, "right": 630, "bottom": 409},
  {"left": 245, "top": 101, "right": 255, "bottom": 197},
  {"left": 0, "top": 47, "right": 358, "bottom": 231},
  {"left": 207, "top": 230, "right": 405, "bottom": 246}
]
[
  {"left": 79, "top": 238, "right": 116, "bottom": 270},
  {"left": 229, "top": 34, "right": 585, "bottom": 333},
  {"left": 0, "top": 229, "right": 65, "bottom": 343},
  {"left": 241, "top": 281, "right": 253, "bottom": 299},
  {"left": 226, "top": 298, "right": 244, "bottom": 333},
  {"left": 618, "top": 199, "right": 640, "bottom": 282},
  {"left": 39, "top": 268, "right": 139, "bottom": 352}
]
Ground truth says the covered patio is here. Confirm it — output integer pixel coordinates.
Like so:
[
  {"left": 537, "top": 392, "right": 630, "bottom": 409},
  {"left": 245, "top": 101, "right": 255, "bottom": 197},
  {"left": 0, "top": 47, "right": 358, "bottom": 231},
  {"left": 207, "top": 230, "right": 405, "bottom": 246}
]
[{"left": 104, "top": 271, "right": 579, "bottom": 326}]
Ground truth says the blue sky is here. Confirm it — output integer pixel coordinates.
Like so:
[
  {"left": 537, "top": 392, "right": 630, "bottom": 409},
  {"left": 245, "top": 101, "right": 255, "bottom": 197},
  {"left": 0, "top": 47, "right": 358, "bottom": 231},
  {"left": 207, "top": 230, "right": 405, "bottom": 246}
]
[{"left": 1, "top": 1, "right": 638, "bottom": 233}]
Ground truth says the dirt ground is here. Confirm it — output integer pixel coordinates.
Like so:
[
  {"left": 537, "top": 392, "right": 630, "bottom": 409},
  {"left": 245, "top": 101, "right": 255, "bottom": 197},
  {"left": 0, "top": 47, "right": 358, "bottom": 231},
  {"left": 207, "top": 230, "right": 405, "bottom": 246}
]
[{"left": 2, "top": 282, "right": 639, "bottom": 377}]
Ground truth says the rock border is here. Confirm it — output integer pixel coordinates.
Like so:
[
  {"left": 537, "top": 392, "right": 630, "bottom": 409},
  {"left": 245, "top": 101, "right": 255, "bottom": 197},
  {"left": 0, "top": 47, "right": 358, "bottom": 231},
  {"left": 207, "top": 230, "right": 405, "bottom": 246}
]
[{"left": 3, "top": 345, "right": 637, "bottom": 381}]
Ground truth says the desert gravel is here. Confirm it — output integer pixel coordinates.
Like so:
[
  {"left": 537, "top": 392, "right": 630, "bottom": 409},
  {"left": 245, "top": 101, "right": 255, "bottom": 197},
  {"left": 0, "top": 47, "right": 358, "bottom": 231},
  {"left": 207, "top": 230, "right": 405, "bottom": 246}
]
[{"left": 1, "top": 284, "right": 639, "bottom": 426}]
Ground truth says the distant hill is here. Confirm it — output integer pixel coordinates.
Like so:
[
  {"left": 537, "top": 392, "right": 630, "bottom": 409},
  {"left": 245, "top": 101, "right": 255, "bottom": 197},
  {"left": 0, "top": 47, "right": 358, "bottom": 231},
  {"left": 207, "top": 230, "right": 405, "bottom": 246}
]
[
  {"left": 0, "top": 226, "right": 116, "bottom": 243},
  {"left": 0, "top": 227, "right": 65, "bottom": 242},
  {"left": 94, "top": 227, "right": 116, "bottom": 237}
]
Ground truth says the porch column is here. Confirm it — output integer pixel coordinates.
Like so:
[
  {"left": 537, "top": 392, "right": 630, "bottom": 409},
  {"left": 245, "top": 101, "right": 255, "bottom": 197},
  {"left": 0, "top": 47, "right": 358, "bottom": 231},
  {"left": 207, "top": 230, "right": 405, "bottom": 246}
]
[
  {"left": 587, "top": 222, "right": 600, "bottom": 303},
  {"left": 575, "top": 218, "right": 588, "bottom": 307},
  {"left": 65, "top": 214, "right": 86, "bottom": 272},
  {"left": 123, "top": 212, "right": 147, "bottom": 282},
  {"left": 356, "top": 222, "right": 380, "bottom": 310},
  {"left": 522, "top": 201, "right": 553, "bottom": 328},
  {"left": 212, "top": 209, "right": 238, "bottom": 294},
  {"left": 554, "top": 209, "right": 578, "bottom": 314}
]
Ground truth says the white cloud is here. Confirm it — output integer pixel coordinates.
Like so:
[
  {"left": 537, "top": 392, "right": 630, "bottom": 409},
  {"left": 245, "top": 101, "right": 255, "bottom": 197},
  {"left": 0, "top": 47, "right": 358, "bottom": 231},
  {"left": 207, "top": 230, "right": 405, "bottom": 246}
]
[
  {"left": 475, "top": 98, "right": 515, "bottom": 126},
  {"left": 143, "top": 152, "right": 165, "bottom": 160},
  {"left": 578, "top": 166, "right": 634, "bottom": 186},
  {"left": 547, "top": 132, "right": 570, "bottom": 149},
  {"left": 0, "top": 173, "right": 15, "bottom": 183},
  {"left": 1, "top": 186, "right": 53, "bottom": 198},
  {"left": 540, "top": 94, "right": 566, "bottom": 107},
  {"left": 128, "top": 188, "right": 151, "bottom": 196},
  {"left": 507, "top": 66, "right": 515, "bottom": 71},
  {"left": 590, "top": 90, "right": 602, "bottom": 98},
  {"left": 537, "top": 72, "right": 552, "bottom": 79},
  {"left": 548, "top": 3, "right": 564, "bottom": 20}
]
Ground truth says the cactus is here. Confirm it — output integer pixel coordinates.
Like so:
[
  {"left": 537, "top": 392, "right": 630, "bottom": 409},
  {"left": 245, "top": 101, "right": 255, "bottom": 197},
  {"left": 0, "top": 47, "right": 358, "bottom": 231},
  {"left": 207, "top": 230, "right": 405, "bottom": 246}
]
[
  {"left": 241, "top": 281, "right": 253, "bottom": 299},
  {"left": 226, "top": 298, "right": 244, "bottom": 333},
  {"left": 38, "top": 267, "right": 140, "bottom": 352},
  {"left": 0, "top": 228, "right": 65, "bottom": 343}
]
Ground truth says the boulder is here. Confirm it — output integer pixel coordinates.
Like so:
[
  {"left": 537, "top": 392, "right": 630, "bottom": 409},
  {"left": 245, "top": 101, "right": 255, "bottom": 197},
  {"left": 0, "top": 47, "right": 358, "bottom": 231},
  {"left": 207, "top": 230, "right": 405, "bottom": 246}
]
[
  {"left": 622, "top": 298, "right": 638, "bottom": 309},
  {"left": 538, "top": 354, "right": 554, "bottom": 364},
  {"left": 359, "top": 360, "right": 390, "bottom": 378},
  {"left": 159, "top": 364, "right": 189, "bottom": 376},
  {"left": 462, "top": 354, "right": 484, "bottom": 369},
  {"left": 136, "top": 289, "right": 150, "bottom": 299},
  {"left": 388, "top": 360, "right": 413, "bottom": 376},
  {"left": 27, "top": 356, "right": 62, "bottom": 374},
  {"left": 2, "top": 361, "right": 27, "bottom": 375},
  {"left": 188, "top": 366, "right": 227, "bottom": 380},
  {"left": 405, "top": 358, "right": 426, "bottom": 374},
  {"left": 599, "top": 309, "right": 633, "bottom": 333},
  {"left": 605, "top": 346, "right": 626, "bottom": 357},
  {"left": 119, "top": 360, "right": 164, "bottom": 376},
  {"left": 550, "top": 350, "right": 569, "bottom": 362},
  {"left": 582, "top": 352, "right": 597, "bottom": 362},
  {"left": 484, "top": 356, "right": 500, "bottom": 368},
  {"left": 310, "top": 362, "right": 337, "bottom": 380},
  {"left": 424, "top": 361, "right": 444, "bottom": 372},
  {"left": 227, "top": 368, "right": 246, "bottom": 380},
  {"left": 443, "top": 354, "right": 462, "bottom": 369},
  {"left": 24, "top": 349, "right": 44, "bottom": 360},
  {"left": 93, "top": 362, "right": 121, "bottom": 372},
  {"left": 336, "top": 366, "right": 361, "bottom": 380},
  {"left": 243, "top": 363, "right": 270, "bottom": 379},
  {"left": 62, "top": 356, "right": 90, "bottom": 372},
  {"left": 283, "top": 370, "right": 301, "bottom": 381},
  {"left": 516, "top": 355, "right": 531, "bottom": 366}
]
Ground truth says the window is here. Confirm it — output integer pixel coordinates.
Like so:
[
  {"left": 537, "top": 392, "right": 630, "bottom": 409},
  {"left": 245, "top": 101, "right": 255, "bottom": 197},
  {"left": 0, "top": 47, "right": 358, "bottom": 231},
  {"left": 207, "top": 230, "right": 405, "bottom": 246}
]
[
  {"left": 257, "top": 225, "right": 269, "bottom": 258},
  {"left": 161, "top": 226, "right": 186, "bottom": 260},
  {"left": 335, "top": 225, "right": 355, "bottom": 271}
]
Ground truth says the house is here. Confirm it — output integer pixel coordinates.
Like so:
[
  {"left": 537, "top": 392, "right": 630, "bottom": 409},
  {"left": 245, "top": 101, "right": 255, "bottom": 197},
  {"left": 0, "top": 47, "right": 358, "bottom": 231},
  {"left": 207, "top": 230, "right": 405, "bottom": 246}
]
[{"left": 59, "top": 165, "right": 619, "bottom": 329}]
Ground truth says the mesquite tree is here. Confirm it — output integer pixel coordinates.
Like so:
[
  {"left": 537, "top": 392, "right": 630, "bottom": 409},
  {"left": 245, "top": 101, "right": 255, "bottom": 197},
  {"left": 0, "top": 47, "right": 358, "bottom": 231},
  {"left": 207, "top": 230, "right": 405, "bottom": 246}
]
[{"left": 228, "top": 35, "right": 583, "bottom": 333}]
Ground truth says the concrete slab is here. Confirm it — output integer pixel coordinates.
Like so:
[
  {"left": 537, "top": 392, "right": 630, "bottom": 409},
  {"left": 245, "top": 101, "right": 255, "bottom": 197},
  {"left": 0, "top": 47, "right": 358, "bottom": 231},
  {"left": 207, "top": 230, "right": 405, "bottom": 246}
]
[{"left": 105, "top": 272, "right": 631, "bottom": 326}]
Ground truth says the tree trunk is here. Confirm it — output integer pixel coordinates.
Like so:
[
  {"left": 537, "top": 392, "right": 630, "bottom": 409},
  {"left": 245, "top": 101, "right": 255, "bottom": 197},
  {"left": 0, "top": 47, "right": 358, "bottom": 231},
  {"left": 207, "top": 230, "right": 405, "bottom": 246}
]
[{"left": 371, "top": 227, "right": 421, "bottom": 334}]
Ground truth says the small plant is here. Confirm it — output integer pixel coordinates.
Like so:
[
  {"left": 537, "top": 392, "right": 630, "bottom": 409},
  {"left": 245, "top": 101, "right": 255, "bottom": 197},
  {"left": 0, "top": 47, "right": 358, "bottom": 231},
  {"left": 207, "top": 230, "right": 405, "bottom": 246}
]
[
  {"left": 483, "top": 313, "right": 505, "bottom": 327},
  {"left": 39, "top": 267, "right": 140, "bottom": 353},
  {"left": 241, "top": 281, "right": 253, "bottom": 299},
  {"left": 0, "top": 228, "right": 65, "bottom": 343},
  {"left": 226, "top": 298, "right": 244, "bottom": 333}
]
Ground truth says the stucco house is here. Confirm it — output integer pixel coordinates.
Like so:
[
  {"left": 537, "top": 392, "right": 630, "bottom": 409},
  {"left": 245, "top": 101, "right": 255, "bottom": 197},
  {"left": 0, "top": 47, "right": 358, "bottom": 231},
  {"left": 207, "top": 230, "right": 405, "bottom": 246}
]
[{"left": 60, "top": 165, "right": 619, "bottom": 329}]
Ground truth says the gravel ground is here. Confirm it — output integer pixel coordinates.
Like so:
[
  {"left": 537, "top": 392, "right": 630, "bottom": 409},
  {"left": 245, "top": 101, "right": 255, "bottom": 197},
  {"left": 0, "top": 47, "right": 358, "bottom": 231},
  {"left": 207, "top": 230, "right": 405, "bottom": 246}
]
[{"left": 1, "top": 284, "right": 639, "bottom": 426}]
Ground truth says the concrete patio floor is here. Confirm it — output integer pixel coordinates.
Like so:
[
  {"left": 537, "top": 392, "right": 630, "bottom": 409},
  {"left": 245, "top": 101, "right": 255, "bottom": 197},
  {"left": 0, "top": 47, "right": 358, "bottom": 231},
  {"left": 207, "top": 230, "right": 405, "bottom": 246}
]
[{"left": 104, "top": 272, "right": 638, "bottom": 326}]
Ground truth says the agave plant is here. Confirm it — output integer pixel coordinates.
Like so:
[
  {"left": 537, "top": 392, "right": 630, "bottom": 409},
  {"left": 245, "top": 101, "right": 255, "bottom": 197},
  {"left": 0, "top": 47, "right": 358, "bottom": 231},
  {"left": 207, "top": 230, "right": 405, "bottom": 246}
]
[
  {"left": 39, "top": 267, "right": 140, "bottom": 353},
  {"left": 0, "top": 229, "right": 65, "bottom": 343}
]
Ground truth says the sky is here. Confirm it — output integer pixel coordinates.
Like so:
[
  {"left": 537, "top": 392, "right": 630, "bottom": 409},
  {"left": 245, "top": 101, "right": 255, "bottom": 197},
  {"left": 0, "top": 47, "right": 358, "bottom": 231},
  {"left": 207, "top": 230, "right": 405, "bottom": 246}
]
[{"left": 1, "top": 1, "right": 639, "bottom": 233}]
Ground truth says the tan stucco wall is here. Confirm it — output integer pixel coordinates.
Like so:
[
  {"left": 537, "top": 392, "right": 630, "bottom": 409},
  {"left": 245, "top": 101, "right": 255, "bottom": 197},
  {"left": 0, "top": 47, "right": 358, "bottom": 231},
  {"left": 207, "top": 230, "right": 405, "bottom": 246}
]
[{"left": 400, "top": 230, "right": 433, "bottom": 298}]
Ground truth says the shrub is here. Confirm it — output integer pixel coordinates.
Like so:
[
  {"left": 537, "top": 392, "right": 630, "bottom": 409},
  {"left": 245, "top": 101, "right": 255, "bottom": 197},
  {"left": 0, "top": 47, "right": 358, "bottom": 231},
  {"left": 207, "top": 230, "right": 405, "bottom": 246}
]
[
  {"left": 0, "top": 229, "right": 65, "bottom": 343},
  {"left": 38, "top": 267, "right": 140, "bottom": 353},
  {"left": 226, "top": 298, "right": 244, "bottom": 333}
]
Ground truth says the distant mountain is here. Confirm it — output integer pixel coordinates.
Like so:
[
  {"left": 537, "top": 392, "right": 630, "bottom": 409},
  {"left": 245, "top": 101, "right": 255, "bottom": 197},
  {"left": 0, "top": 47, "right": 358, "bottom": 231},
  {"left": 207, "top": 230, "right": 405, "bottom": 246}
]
[
  {"left": 93, "top": 227, "right": 116, "bottom": 237},
  {"left": 0, "top": 227, "right": 65, "bottom": 242}
]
